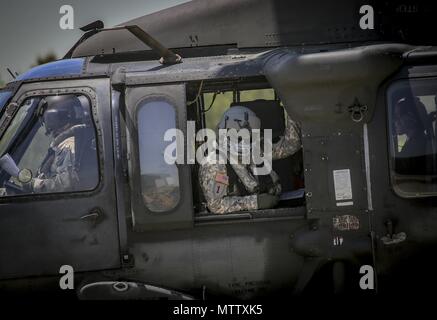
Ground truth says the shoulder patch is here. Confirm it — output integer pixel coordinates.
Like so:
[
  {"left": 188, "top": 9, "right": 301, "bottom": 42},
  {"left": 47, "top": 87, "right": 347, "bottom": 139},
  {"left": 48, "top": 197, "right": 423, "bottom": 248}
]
[
  {"left": 58, "top": 136, "right": 75, "bottom": 151},
  {"left": 215, "top": 172, "right": 229, "bottom": 185}
]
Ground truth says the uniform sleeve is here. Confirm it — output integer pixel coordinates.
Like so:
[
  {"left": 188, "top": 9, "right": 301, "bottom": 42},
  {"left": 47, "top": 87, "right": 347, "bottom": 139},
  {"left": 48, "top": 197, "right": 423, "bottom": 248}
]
[
  {"left": 270, "top": 170, "right": 282, "bottom": 196},
  {"left": 199, "top": 163, "right": 258, "bottom": 214},
  {"left": 33, "top": 143, "right": 79, "bottom": 193},
  {"left": 231, "top": 163, "right": 258, "bottom": 193},
  {"left": 272, "top": 112, "right": 302, "bottom": 160}
]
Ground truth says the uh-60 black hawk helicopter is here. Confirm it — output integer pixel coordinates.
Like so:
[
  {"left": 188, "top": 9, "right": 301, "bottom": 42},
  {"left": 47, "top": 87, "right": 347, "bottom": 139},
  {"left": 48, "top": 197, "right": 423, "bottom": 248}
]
[{"left": 0, "top": 0, "right": 437, "bottom": 299}]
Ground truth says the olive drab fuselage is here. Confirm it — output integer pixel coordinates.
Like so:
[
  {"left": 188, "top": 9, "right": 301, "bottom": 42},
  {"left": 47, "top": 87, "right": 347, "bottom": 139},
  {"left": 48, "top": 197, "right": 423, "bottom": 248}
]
[{"left": 0, "top": 0, "right": 437, "bottom": 299}]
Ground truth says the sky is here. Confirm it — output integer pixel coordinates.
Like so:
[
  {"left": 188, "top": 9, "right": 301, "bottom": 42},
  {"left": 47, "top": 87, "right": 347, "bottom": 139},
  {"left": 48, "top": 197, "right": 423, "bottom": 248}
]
[{"left": 0, "top": 0, "right": 190, "bottom": 83}]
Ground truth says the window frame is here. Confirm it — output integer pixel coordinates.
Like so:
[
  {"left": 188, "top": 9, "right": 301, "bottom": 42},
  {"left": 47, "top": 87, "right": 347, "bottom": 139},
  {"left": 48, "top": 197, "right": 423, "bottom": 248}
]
[
  {"left": 0, "top": 86, "right": 104, "bottom": 200},
  {"left": 135, "top": 95, "right": 182, "bottom": 213},
  {"left": 386, "top": 76, "right": 437, "bottom": 198},
  {"left": 125, "top": 83, "right": 193, "bottom": 231}
]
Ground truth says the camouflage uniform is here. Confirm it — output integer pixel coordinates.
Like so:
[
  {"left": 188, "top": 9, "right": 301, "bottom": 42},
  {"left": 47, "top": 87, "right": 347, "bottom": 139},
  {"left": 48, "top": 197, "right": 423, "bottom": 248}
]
[
  {"left": 32, "top": 129, "right": 79, "bottom": 193},
  {"left": 199, "top": 113, "right": 301, "bottom": 214}
]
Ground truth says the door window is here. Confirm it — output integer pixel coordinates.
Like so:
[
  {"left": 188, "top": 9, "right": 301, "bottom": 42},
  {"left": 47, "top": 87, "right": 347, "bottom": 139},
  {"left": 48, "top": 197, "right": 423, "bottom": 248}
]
[
  {"left": 0, "top": 94, "right": 99, "bottom": 196},
  {"left": 387, "top": 78, "right": 437, "bottom": 197},
  {"left": 137, "top": 99, "right": 180, "bottom": 212}
]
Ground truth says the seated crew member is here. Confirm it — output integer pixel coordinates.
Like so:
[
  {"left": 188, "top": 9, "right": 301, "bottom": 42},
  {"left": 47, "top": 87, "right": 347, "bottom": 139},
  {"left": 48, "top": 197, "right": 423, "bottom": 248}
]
[
  {"left": 29, "top": 95, "right": 83, "bottom": 193},
  {"left": 199, "top": 105, "right": 301, "bottom": 214},
  {"left": 393, "top": 96, "right": 429, "bottom": 175}
]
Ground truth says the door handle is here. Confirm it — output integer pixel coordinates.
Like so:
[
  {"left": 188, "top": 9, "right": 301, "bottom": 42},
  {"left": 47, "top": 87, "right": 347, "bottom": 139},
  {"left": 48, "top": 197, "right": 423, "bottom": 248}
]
[
  {"left": 80, "top": 212, "right": 99, "bottom": 221},
  {"left": 79, "top": 210, "right": 102, "bottom": 227},
  {"left": 381, "top": 219, "right": 407, "bottom": 246},
  {"left": 381, "top": 232, "right": 407, "bottom": 245}
]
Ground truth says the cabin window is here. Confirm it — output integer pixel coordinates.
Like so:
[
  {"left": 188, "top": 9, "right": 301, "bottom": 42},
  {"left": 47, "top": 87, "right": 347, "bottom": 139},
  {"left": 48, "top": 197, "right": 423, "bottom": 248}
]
[
  {"left": 387, "top": 78, "right": 437, "bottom": 197},
  {"left": 0, "top": 94, "right": 99, "bottom": 197},
  {"left": 240, "top": 88, "right": 275, "bottom": 102},
  {"left": 0, "top": 91, "right": 12, "bottom": 113},
  {"left": 204, "top": 91, "right": 233, "bottom": 129},
  {"left": 204, "top": 89, "right": 276, "bottom": 130},
  {"left": 190, "top": 82, "right": 304, "bottom": 217},
  {"left": 137, "top": 100, "right": 180, "bottom": 212}
]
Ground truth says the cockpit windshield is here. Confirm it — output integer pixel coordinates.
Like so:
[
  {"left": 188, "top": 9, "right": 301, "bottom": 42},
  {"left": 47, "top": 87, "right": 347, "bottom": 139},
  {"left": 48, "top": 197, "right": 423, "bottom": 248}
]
[{"left": 0, "top": 90, "right": 12, "bottom": 113}]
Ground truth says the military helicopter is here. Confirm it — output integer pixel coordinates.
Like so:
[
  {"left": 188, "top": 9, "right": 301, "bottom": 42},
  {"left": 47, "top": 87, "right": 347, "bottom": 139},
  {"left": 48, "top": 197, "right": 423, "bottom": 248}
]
[{"left": 0, "top": 0, "right": 437, "bottom": 299}]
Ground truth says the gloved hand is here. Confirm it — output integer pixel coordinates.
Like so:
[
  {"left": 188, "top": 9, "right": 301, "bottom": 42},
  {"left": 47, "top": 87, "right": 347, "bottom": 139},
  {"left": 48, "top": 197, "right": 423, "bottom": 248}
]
[
  {"left": 256, "top": 193, "right": 279, "bottom": 210},
  {"left": 22, "top": 178, "right": 35, "bottom": 193}
]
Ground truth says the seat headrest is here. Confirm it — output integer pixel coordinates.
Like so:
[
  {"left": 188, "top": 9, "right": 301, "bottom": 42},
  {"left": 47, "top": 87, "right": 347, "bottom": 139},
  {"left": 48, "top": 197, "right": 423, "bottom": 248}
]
[{"left": 231, "top": 99, "right": 285, "bottom": 139}]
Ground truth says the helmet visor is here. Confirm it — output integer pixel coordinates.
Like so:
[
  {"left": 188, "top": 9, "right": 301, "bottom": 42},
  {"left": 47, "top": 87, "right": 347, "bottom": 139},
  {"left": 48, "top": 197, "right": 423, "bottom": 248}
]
[{"left": 43, "top": 109, "right": 61, "bottom": 134}]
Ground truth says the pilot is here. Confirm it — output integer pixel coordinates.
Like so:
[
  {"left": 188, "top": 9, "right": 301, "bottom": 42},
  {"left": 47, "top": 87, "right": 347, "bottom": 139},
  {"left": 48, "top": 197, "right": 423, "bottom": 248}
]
[
  {"left": 199, "top": 106, "right": 301, "bottom": 214},
  {"left": 393, "top": 96, "right": 430, "bottom": 175},
  {"left": 29, "top": 95, "right": 82, "bottom": 193},
  {"left": 394, "top": 97, "right": 428, "bottom": 158}
]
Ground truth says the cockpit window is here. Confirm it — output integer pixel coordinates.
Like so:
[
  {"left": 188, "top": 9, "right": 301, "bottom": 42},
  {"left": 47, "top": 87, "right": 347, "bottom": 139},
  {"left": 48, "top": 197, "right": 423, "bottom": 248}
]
[
  {"left": 0, "top": 94, "right": 99, "bottom": 197},
  {"left": 387, "top": 78, "right": 437, "bottom": 197},
  {"left": 0, "top": 91, "right": 12, "bottom": 113}
]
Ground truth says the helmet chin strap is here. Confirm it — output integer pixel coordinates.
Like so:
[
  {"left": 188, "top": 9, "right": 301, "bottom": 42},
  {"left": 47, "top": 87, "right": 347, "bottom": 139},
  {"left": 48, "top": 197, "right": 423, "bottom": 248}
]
[
  {"left": 226, "top": 137, "right": 253, "bottom": 165},
  {"left": 234, "top": 111, "right": 251, "bottom": 130}
]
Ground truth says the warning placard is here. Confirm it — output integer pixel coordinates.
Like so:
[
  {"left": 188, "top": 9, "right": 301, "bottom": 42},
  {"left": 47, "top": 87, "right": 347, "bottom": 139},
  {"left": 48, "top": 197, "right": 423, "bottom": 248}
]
[{"left": 333, "top": 169, "right": 353, "bottom": 201}]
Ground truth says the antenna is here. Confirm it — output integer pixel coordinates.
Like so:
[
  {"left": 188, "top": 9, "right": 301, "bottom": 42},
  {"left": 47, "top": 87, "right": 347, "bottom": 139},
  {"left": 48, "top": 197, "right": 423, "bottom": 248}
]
[
  {"left": 65, "top": 21, "right": 182, "bottom": 65},
  {"left": 6, "top": 68, "right": 16, "bottom": 80}
]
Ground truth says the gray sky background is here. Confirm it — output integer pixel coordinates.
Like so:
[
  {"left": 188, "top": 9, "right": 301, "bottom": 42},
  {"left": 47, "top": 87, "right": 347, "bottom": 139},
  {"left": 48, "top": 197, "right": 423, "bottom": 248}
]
[{"left": 0, "top": 0, "right": 190, "bottom": 83}]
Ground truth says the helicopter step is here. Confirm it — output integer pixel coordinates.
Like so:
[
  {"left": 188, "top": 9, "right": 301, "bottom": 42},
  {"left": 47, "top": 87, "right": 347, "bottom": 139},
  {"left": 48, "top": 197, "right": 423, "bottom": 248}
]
[{"left": 78, "top": 281, "right": 194, "bottom": 300}]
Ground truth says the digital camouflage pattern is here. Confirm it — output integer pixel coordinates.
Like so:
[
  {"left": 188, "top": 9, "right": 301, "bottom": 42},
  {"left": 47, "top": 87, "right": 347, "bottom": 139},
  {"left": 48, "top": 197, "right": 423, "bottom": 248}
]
[
  {"left": 272, "top": 113, "right": 301, "bottom": 160},
  {"left": 32, "top": 133, "right": 79, "bottom": 193},
  {"left": 200, "top": 112, "right": 301, "bottom": 214},
  {"left": 199, "top": 160, "right": 258, "bottom": 214}
]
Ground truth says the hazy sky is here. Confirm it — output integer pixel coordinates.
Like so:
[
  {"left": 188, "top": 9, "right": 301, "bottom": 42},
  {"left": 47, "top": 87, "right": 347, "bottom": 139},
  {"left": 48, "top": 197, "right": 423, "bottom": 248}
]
[{"left": 0, "top": 0, "right": 190, "bottom": 83}]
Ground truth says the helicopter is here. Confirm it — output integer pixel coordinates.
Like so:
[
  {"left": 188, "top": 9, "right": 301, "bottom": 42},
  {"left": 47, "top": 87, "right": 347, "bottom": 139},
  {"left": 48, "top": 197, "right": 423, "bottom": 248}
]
[{"left": 0, "top": 0, "right": 437, "bottom": 299}]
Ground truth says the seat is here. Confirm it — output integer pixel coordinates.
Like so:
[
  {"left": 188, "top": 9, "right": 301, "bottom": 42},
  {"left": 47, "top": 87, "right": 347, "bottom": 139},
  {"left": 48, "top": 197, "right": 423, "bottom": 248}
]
[
  {"left": 74, "top": 125, "right": 99, "bottom": 190},
  {"left": 231, "top": 99, "right": 285, "bottom": 142},
  {"left": 231, "top": 99, "right": 301, "bottom": 192}
]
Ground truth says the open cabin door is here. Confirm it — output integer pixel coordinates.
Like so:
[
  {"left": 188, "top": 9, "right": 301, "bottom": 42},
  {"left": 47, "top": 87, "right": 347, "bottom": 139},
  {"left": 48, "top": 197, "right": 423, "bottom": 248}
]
[{"left": 125, "top": 83, "right": 193, "bottom": 231}]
